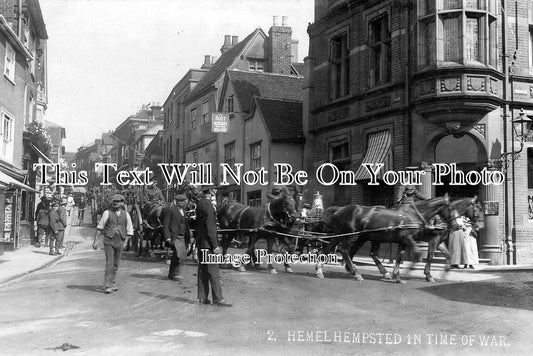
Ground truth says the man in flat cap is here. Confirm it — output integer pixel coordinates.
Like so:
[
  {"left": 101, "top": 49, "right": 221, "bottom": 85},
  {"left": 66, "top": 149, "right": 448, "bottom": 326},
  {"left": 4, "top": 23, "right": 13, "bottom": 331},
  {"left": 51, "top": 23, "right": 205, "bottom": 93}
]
[
  {"left": 163, "top": 193, "right": 191, "bottom": 281},
  {"left": 92, "top": 194, "right": 133, "bottom": 294},
  {"left": 56, "top": 198, "right": 68, "bottom": 253},
  {"left": 193, "top": 187, "right": 232, "bottom": 307},
  {"left": 48, "top": 200, "right": 61, "bottom": 255}
]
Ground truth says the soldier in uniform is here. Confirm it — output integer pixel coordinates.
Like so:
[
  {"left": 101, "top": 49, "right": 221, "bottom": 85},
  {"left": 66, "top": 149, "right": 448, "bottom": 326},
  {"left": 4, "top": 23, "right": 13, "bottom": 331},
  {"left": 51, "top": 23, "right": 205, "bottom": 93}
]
[
  {"left": 92, "top": 194, "right": 133, "bottom": 294},
  {"left": 193, "top": 187, "right": 232, "bottom": 307},
  {"left": 48, "top": 200, "right": 62, "bottom": 255},
  {"left": 163, "top": 194, "right": 191, "bottom": 280}
]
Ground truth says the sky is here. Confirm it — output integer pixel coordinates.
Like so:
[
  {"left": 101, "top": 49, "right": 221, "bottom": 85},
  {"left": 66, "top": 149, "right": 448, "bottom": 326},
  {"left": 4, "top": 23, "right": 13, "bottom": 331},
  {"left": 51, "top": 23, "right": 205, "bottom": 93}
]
[{"left": 39, "top": 0, "right": 315, "bottom": 152}]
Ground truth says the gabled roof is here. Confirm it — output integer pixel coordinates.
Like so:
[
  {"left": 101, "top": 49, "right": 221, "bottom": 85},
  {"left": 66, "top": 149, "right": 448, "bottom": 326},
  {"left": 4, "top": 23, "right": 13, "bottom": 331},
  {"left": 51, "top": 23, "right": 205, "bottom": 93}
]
[
  {"left": 225, "top": 69, "right": 303, "bottom": 113},
  {"left": 184, "top": 28, "right": 266, "bottom": 105},
  {"left": 253, "top": 98, "right": 303, "bottom": 142}
]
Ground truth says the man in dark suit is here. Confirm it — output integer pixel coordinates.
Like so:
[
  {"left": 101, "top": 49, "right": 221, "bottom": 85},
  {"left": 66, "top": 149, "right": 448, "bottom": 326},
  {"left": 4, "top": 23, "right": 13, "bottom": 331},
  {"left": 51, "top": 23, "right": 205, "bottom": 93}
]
[
  {"left": 163, "top": 194, "right": 190, "bottom": 281},
  {"left": 194, "top": 187, "right": 232, "bottom": 307}
]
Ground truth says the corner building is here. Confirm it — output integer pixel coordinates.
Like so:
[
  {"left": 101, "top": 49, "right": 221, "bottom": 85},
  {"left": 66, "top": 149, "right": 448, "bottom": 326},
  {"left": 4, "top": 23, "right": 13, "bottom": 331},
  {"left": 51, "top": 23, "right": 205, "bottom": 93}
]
[{"left": 305, "top": 0, "right": 533, "bottom": 264}]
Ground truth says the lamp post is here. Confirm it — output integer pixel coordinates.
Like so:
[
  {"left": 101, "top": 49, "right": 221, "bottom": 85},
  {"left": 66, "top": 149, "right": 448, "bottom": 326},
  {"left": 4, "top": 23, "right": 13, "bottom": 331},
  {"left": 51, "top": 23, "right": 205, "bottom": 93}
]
[{"left": 500, "top": 108, "right": 533, "bottom": 264}]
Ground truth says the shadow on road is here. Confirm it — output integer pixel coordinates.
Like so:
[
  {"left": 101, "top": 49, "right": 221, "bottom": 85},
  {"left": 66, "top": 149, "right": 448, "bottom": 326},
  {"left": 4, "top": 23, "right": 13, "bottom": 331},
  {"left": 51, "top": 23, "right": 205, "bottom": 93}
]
[
  {"left": 139, "top": 291, "right": 197, "bottom": 305},
  {"left": 66, "top": 284, "right": 108, "bottom": 294},
  {"left": 32, "top": 250, "right": 54, "bottom": 255},
  {"left": 419, "top": 280, "right": 533, "bottom": 310}
]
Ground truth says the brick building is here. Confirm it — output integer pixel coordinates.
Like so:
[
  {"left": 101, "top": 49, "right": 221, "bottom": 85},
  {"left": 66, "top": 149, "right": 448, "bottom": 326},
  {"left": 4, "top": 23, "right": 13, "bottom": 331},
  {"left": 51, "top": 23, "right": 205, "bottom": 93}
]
[{"left": 304, "top": 0, "right": 533, "bottom": 264}]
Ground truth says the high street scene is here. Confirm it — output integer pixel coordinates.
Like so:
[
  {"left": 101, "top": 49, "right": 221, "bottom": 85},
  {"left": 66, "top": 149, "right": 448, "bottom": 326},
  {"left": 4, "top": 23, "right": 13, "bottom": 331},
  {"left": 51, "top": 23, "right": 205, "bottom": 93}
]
[{"left": 1, "top": 0, "right": 533, "bottom": 355}]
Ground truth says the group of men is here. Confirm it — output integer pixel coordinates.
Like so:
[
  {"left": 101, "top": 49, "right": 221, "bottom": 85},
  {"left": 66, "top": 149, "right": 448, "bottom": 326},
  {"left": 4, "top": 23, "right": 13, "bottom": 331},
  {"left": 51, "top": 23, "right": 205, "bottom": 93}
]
[
  {"left": 35, "top": 197, "right": 69, "bottom": 255},
  {"left": 92, "top": 186, "right": 232, "bottom": 307}
]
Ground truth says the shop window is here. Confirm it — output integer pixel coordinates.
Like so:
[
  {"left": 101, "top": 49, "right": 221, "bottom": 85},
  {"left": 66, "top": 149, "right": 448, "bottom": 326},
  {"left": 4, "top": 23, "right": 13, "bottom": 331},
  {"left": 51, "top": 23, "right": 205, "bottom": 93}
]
[
  {"left": 247, "top": 190, "right": 262, "bottom": 206},
  {"left": 369, "top": 15, "right": 391, "bottom": 87},
  {"left": 329, "top": 31, "right": 350, "bottom": 99}
]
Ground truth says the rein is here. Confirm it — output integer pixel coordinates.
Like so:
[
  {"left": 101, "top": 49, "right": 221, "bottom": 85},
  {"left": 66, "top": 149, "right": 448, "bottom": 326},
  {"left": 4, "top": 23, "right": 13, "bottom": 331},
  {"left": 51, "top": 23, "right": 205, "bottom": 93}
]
[{"left": 266, "top": 202, "right": 289, "bottom": 229}]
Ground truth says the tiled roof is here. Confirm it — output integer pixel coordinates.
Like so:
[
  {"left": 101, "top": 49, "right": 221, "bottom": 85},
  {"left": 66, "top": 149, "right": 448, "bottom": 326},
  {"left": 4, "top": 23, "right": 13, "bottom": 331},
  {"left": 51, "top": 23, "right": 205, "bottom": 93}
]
[
  {"left": 228, "top": 70, "right": 303, "bottom": 113},
  {"left": 185, "top": 29, "right": 262, "bottom": 104},
  {"left": 291, "top": 62, "right": 305, "bottom": 76},
  {"left": 254, "top": 98, "right": 303, "bottom": 141}
]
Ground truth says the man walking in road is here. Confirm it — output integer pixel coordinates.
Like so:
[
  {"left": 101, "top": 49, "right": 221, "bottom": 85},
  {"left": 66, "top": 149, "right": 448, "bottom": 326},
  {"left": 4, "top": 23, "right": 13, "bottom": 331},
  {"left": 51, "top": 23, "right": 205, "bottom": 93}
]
[
  {"left": 163, "top": 194, "right": 190, "bottom": 281},
  {"left": 92, "top": 194, "right": 133, "bottom": 294},
  {"left": 193, "top": 186, "right": 232, "bottom": 307},
  {"left": 56, "top": 198, "right": 68, "bottom": 253},
  {"left": 49, "top": 200, "right": 63, "bottom": 255}
]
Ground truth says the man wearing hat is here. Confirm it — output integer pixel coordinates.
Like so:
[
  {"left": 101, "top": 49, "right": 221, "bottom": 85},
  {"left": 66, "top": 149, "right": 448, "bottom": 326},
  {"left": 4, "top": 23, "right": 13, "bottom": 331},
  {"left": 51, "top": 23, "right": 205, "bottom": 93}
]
[
  {"left": 163, "top": 193, "right": 191, "bottom": 280},
  {"left": 194, "top": 187, "right": 232, "bottom": 307},
  {"left": 56, "top": 198, "right": 68, "bottom": 253},
  {"left": 92, "top": 194, "right": 133, "bottom": 294},
  {"left": 48, "top": 200, "right": 62, "bottom": 255}
]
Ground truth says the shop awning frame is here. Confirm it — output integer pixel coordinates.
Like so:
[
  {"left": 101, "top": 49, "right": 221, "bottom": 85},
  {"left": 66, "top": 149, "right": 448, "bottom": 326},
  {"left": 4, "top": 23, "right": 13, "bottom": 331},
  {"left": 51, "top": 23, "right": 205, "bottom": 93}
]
[
  {"left": 0, "top": 170, "right": 40, "bottom": 193},
  {"left": 31, "top": 143, "right": 53, "bottom": 164},
  {"left": 354, "top": 130, "right": 393, "bottom": 181}
]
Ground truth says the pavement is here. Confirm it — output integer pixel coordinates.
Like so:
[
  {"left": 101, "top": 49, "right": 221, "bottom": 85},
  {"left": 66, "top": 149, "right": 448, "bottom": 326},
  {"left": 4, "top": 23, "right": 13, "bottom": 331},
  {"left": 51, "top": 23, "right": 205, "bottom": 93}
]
[
  {"left": 2, "top": 222, "right": 533, "bottom": 287},
  {"left": 0, "top": 224, "right": 89, "bottom": 287}
]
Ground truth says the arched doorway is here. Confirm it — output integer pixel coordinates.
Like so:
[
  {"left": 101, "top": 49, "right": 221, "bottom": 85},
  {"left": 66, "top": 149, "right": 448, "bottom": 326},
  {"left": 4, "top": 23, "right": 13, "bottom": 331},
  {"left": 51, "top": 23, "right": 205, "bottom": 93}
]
[{"left": 433, "top": 133, "right": 486, "bottom": 199}]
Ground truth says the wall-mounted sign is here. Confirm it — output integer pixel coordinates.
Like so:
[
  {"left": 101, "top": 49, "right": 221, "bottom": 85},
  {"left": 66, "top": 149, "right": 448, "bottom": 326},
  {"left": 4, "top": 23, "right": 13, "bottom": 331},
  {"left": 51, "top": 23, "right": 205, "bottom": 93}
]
[
  {"left": 483, "top": 201, "right": 499, "bottom": 216},
  {"left": 212, "top": 113, "right": 229, "bottom": 133}
]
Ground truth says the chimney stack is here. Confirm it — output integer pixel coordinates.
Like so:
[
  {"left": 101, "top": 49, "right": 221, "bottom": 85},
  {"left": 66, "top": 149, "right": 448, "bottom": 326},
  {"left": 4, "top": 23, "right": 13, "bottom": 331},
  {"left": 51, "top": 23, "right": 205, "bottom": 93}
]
[
  {"left": 269, "top": 15, "right": 292, "bottom": 75},
  {"left": 202, "top": 55, "right": 212, "bottom": 69},
  {"left": 231, "top": 36, "right": 238, "bottom": 46},
  {"left": 220, "top": 35, "right": 232, "bottom": 54},
  {"left": 211, "top": 56, "right": 218, "bottom": 64},
  {"left": 282, "top": 16, "right": 288, "bottom": 26}
]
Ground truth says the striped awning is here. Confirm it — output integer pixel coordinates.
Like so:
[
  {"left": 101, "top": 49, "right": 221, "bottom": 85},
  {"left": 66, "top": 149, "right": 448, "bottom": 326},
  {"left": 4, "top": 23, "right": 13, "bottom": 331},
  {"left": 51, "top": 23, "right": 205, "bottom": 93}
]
[
  {"left": 0, "top": 170, "right": 39, "bottom": 193},
  {"left": 354, "top": 130, "right": 392, "bottom": 181}
]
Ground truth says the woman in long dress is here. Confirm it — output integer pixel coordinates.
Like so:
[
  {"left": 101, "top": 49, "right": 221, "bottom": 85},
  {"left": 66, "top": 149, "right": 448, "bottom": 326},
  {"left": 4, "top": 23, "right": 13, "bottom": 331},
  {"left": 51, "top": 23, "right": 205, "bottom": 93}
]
[
  {"left": 448, "top": 216, "right": 479, "bottom": 269},
  {"left": 448, "top": 217, "right": 465, "bottom": 269}
]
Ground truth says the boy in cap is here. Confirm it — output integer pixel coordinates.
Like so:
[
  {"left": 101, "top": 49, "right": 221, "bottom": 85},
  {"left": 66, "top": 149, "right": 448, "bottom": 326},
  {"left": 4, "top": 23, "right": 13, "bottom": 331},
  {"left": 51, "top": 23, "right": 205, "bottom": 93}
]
[
  {"left": 163, "top": 193, "right": 191, "bottom": 280},
  {"left": 93, "top": 194, "right": 133, "bottom": 294}
]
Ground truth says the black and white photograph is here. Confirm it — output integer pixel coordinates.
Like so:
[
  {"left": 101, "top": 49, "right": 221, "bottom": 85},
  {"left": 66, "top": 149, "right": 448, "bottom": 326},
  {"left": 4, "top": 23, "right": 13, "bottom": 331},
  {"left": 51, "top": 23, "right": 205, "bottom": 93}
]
[{"left": 0, "top": 0, "right": 532, "bottom": 355}]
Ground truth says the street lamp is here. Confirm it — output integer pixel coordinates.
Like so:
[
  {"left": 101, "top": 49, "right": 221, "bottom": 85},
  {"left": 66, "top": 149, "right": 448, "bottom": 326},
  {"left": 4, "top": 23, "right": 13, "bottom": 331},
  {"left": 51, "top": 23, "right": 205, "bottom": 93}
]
[{"left": 500, "top": 108, "right": 533, "bottom": 170}]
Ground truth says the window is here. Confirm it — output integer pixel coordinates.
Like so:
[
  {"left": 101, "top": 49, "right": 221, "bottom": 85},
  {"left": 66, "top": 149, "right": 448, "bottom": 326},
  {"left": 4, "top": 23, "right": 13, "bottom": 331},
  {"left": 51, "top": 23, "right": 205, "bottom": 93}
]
[
  {"left": 249, "top": 59, "right": 265, "bottom": 72},
  {"left": 369, "top": 15, "right": 391, "bottom": 87},
  {"left": 190, "top": 108, "right": 197, "bottom": 129},
  {"left": 227, "top": 95, "right": 234, "bottom": 113},
  {"left": 175, "top": 138, "right": 179, "bottom": 161},
  {"left": 250, "top": 142, "right": 261, "bottom": 170},
  {"left": 417, "top": 1, "right": 497, "bottom": 68},
  {"left": 330, "top": 32, "right": 350, "bottom": 99},
  {"left": 201, "top": 101, "right": 209, "bottom": 124},
  {"left": 4, "top": 42, "right": 15, "bottom": 84},
  {"left": 247, "top": 190, "right": 262, "bottom": 207},
  {"left": 1, "top": 110, "right": 14, "bottom": 158},
  {"left": 193, "top": 151, "right": 198, "bottom": 163},
  {"left": 225, "top": 142, "right": 235, "bottom": 166},
  {"left": 205, "top": 146, "right": 211, "bottom": 163},
  {"left": 529, "top": 1, "right": 533, "bottom": 71},
  {"left": 328, "top": 139, "right": 350, "bottom": 205}
]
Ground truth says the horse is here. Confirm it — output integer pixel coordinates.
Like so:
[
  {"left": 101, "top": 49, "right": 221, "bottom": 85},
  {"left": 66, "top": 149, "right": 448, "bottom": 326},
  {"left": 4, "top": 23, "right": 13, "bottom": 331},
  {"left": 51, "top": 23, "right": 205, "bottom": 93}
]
[
  {"left": 217, "top": 189, "right": 302, "bottom": 274},
  {"left": 136, "top": 200, "right": 172, "bottom": 259},
  {"left": 315, "top": 195, "right": 459, "bottom": 283},
  {"left": 344, "top": 196, "right": 484, "bottom": 282}
]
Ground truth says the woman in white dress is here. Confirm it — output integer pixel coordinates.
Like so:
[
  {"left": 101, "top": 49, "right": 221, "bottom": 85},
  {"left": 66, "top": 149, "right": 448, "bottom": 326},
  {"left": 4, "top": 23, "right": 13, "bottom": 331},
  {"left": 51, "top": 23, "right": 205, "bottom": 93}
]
[
  {"left": 461, "top": 217, "right": 479, "bottom": 269},
  {"left": 448, "top": 216, "right": 479, "bottom": 269}
]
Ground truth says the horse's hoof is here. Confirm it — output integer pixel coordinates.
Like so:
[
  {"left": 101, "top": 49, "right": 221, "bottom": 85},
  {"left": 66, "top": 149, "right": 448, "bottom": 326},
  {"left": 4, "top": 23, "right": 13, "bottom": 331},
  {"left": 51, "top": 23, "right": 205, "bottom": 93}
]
[
  {"left": 426, "top": 277, "right": 436, "bottom": 283},
  {"left": 395, "top": 279, "right": 406, "bottom": 284},
  {"left": 316, "top": 272, "right": 324, "bottom": 279},
  {"left": 269, "top": 269, "right": 277, "bottom": 275},
  {"left": 383, "top": 272, "right": 392, "bottom": 280},
  {"left": 285, "top": 267, "right": 293, "bottom": 273},
  {"left": 354, "top": 275, "right": 364, "bottom": 281},
  {"left": 238, "top": 265, "right": 246, "bottom": 272}
]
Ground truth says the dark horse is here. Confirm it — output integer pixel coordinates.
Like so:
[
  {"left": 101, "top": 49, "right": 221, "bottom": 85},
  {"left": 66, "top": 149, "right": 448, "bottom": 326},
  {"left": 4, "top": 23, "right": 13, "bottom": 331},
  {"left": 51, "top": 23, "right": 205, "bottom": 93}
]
[
  {"left": 136, "top": 201, "right": 171, "bottom": 259},
  {"left": 345, "top": 196, "right": 484, "bottom": 282},
  {"left": 217, "top": 190, "right": 302, "bottom": 274},
  {"left": 315, "top": 195, "right": 459, "bottom": 282}
]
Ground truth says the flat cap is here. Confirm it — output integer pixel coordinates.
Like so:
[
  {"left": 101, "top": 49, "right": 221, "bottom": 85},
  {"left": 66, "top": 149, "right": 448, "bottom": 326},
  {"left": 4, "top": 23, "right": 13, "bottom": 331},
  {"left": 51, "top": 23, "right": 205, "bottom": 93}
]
[
  {"left": 112, "top": 194, "right": 125, "bottom": 202},
  {"left": 175, "top": 194, "right": 187, "bottom": 201}
]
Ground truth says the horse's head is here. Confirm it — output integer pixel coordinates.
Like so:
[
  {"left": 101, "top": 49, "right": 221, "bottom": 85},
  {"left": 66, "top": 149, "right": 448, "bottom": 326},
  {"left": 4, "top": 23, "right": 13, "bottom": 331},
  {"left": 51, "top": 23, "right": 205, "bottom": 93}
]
[
  {"left": 269, "top": 192, "right": 299, "bottom": 229},
  {"left": 452, "top": 195, "right": 485, "bottom": 230},
  {"left": 415, "top": 194, "right": 460, "bottom": 230}
]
